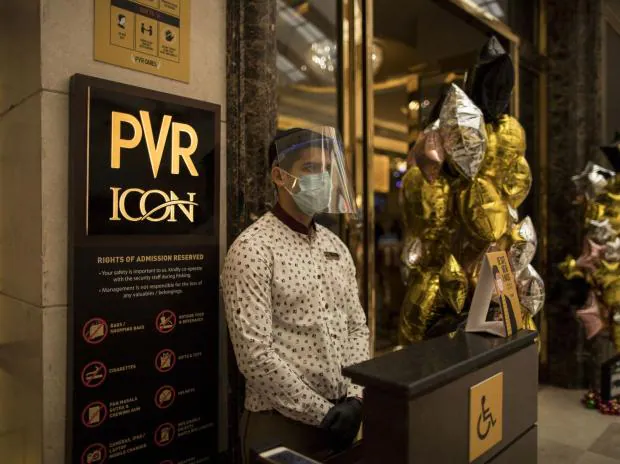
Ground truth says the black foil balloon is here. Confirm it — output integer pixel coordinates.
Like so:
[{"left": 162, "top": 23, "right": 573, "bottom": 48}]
[
  {"left": 600, "top": 131, "right": 620, "bottom": 171},
  {"left": 466, "top": 36, "right": 515, "bottom": 122}
]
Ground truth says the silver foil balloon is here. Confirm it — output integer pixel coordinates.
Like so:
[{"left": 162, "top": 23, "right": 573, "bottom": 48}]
[
  {"left": 588, "top": 219, "right": 618, "bottom": 244},
  {"left": 604, "top": 237, "right": 620, "bottom": 262},
  {"left": 508, "top": 205, "right": 519, "bottom": 226},
  {"left": 517, "top": 264, "right": 545, "bottom": 317},
  {"left": 571, "top": 162, "right": 615, "bottom": 200},
  {"left": 614, "top": 310, "right": 620, "bottom": 324},
  {"left": 401, "top": 237, "right": 423, "bottom": 269},
  {"left": 509, "top": 217, "right": 537, "bottom": 272},
  {"left": 439, "top": 84, "right": 487, "bottom": 180}
]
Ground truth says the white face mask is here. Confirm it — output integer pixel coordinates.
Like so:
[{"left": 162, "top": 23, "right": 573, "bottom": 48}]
[{"left": 287, "top": 171, "right": 332, "bottom": 216}]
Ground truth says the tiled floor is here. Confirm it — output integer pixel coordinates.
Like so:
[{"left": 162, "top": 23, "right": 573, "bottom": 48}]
[{"left": 539, "top": 386, "right": 620, "bottom": 463}]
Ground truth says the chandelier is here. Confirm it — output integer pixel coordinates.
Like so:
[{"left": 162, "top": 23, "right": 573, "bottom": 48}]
[{"left": 309, "top": 39, "right": 383, "bottom": 76}]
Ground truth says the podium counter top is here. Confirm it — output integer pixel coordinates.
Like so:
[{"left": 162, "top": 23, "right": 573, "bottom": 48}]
[{"left": 343, "top": 330, "right": 537, "bottom": 398}]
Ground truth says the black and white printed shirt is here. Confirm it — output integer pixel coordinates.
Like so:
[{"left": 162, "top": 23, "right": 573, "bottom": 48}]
[{"left": 221, "top": 204, "right": 370, "bottom": 426}]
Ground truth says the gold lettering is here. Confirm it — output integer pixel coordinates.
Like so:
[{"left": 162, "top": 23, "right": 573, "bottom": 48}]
[
  {"left": 111, "top": 112, "right": 142, "bottom": 169},
  {"left": 139, "top": 111, "right": 172, "bottom": 179},
  {"left": 171, "top": 122, "right": 199, "bottom": 176},
  {"left": 168, "top": 191, "right": 196, "bottom": 222},
  {"left": 139, "top": 190, "right": 170, "bottom": 222},
  {"left": 119, "top": 188, "right": 145, "bottom": 222}
]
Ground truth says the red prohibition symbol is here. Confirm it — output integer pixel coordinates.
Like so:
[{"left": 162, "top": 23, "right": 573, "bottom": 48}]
[
  {"left": 155, "top": 349, "right": 176, "bottom": 373},
  {"left": 81, "top": 401, "right": 108, "bottom": 428},
  {"left": 156, "top": 310, "right": 177, "bottom": 334},
  {"left": 82, "top": 318, "right": 109, "bottom": 344},
  {"left": 81, "top": 361, "right": 108, "bottom": 388}
]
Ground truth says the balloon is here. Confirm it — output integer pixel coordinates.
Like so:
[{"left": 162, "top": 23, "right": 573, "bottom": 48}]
[
  {"left": 508, "top": 205, "right": 519, "bottom": 226},
  {"left": 402, "top": 166, "right": 452, "bottom": 241},
  {"left": 558, "top": 255, "right": 585, "bottom": 280},
  {"left": 496, "top": 115, "right": 526, "bottom": 161},
  {"left": 588, "top": 219, "right": 618, "bottom": 244},
  {"left": 522, "top": 312, "right": 541, "bottom": 352},
  {"left": 575, "top": 238, "right": 606, "bottom": 273},
  {"left": 439, "top": 84, "right": 487, "bottom": 180},
  {"left": 602, "top": 282, "right": 620, "bottom": 309},
  {"left": 439, "top": 254, "right": 468, "bottom": 314},
  {"left": 576, "top": 292, "right": 604, "bottom": 340},
  {"left": 458, "top": 177, "right": 509, "bottom": 242},
  {"left": 598, "top": 190, "right": 620, "bottom": 231},
  {"left": 599, "top": 131, "right": 620, "bottom": 171},
  {"left": 604, "top": 237, "right": 620, "bottom": 262},
  {"left": 401, "top": 236, "right": 424, "bottom": 269},
  {"left": 415, "top": 122, "right": 445, "bottom": 183},
  {"left": 571, "top": 162, "right": 615, "bottom": 200},
  {"left": 516, "top": 265, "right": 545, "bottom": 317},
  {"left": 399, "top": 269, "right": 442, "bottom": 344},
  {"left": 509, "top": 217, "right": 537, "bottom": 272},
  {"left": 465, "top": 36, "right": 515, "bottom": 123},
  {"left": 592, "top": 260, "right": 620, "bottom": 289},
  {"left": 501, "top": 155, "right": 532, "bottom": 208}
]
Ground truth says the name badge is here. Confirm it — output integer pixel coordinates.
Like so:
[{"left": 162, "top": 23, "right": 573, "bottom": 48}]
[{"left": 324, "top": 252, "right": 340, "bottom": 260}]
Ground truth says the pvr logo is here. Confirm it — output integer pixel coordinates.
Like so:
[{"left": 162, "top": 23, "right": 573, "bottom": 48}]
[{"left": 109, "top": 111, "right": 200, "bottom": 223}]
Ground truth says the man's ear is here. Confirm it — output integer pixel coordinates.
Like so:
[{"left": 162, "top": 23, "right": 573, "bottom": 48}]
[{"left": 272, "top": 165, "right": 285, "bottom": 187}]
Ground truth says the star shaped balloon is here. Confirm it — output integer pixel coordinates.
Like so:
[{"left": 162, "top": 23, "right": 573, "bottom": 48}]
[
  {"left": 588, "top": 219, "right": 618, "bottom": 244},
  {"left": 571, "top": 162, "right": 615, "bottom": 200},
  {"left": 606, "top": 237, "right": 620, "bottom": 262},
  {"left": 600, "top": 131, "right": 620, "bottom": 171},
  {"left": 576, "top": 292, "right": 604, "bottom": 339},
  {"left": 558, "top": 255, "right": 585, "bottom": 280}
]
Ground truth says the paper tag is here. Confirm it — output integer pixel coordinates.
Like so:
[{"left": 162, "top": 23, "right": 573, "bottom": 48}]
[{"left": 466, "top": 251, "right": 523, "bottom": 337}]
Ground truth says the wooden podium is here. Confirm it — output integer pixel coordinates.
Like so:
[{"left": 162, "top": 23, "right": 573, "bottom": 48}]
[{"left": 337, "top": 330, "right": 538, "bottom": 464}]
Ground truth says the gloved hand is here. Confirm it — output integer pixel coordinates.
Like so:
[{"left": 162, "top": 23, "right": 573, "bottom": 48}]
[{"left": 320, "top": 398, "right": 362, "bottom": 452}]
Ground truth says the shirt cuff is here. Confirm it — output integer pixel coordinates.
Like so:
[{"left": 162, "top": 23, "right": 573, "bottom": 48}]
[{"left": 347, "top": 383, "right": 364, "bottom": 400}]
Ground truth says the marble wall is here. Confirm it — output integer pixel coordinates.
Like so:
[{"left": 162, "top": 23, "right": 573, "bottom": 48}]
[
  {"left": 0, "top": 1, "right": 227, "bottom": 462},
  {"left": 545, "top": 0, "right": 608, "bottom": 387}
]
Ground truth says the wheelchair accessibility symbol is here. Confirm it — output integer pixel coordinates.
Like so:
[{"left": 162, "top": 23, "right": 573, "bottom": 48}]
[{"left": 476, "top": 395, "right": 497, "bottom": 440}]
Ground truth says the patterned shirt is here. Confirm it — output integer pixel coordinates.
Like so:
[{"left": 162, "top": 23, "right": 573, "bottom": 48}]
[{"left": 221, "top": 205, "right": 370, "bottom": 426}]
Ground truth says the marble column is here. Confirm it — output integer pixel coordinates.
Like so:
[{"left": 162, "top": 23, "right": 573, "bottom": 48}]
[
  {"left": 546, "top": 0, "right": 608, "bottom": 387},
  {"left": 226, "top": 0, "right": 278, "bottom": 241}
]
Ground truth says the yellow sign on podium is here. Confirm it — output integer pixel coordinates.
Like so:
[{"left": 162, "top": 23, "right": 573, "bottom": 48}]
[
  {"left": 95, "top": 0, "right": 190, "bottom": 82},
  {"left": 469, "top": 372, "right": 503, "bottom": 462},
  {"left": 466, "top": 251, "right": 523, "bottom": 337}
]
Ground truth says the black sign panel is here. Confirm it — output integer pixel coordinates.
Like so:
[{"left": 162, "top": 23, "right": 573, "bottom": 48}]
[{"left": 68, "top": 74, "right": 220, "bottom": 464}]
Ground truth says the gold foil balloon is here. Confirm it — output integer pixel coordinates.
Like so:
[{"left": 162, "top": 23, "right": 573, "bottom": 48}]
[
  {"left": 508, "top": 205, "right": 519, "bottom": 226},
  {"left": 598, "top": 191, "right": 620, "bottom": 231},
  {"left": 522, "top": 312, "right": 541, "bottom": 353},
  {"left": 402, "top": 166, "right": 452, "bottom": 241},
  {"left": 509, "top": 217, "right": 537, "bottom": 272},
  {"left": 558, "top": 255, "right": 585, "bottom": 280},
  {"left": 516, "top": 265, "right": 545, "bottom": 316},
  {"left": 592, "top": 260, "right": 620, "bottom": 289},
  {"left": 439, "top": 254, "right": 468, "bottom": 314},
  {"left": 495, "top": 114, "right": 526, "bottom": 160},
  {"left": 602, "top": 282, "right": 620, "bottom": 309},
  {"left": 439, "top": 84, "right": 487, "bottom": 180},
  {"left": 501, "top": 155, "right": 532, "bottom": 208},
  {"left": 458, "top": 177, "right": 509, "bottom": 242},
  {"left": 399, "top": 269, "right": 442, "bottom": 344}
]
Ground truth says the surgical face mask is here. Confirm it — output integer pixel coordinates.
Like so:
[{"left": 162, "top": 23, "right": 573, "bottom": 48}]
[{"left": 287, "top": 171, "right": 332, "bottom": 216}]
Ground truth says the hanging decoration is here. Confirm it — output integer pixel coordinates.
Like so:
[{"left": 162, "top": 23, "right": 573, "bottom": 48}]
[{"left": 399, "top": 36, "right": 545, "bottom": 344}]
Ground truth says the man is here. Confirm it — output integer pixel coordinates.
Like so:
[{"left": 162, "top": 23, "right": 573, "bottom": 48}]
[{"left": 221, "top": 127, "right": 370, "bottom": 462}]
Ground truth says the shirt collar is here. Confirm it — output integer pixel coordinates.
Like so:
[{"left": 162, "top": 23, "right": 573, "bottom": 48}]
[{"left": 272, "top": 203, "right": 316, "bottom": 236}]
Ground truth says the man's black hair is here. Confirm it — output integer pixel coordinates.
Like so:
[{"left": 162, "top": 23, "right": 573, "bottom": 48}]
[{"left": 268, "top": 127, "right": 325, "bottom": 171}]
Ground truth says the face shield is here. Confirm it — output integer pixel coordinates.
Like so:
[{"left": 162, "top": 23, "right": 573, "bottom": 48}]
[{"left": 274, "top": 126, "right": 359, "bottom": 217}]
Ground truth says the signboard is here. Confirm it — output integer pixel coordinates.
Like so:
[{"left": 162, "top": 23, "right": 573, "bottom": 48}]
[
  {"left": 466, "top": 251, "right": 523, "bottom": 337},
  {"left": 95, "top": 0, "right": 190, "bottom": 82},
  {"left": 469, "top": 372, "right": 503, "bottom": 462},
  {"left": 67, "top": 74, "right": 220, "bottom": 464},
  {"left": 601, "top": 354, "right": 620, "bottom": 402}
]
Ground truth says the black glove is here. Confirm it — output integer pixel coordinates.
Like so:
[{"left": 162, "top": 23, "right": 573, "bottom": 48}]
[{"left": 320, "top": 398, "right": 362, "bottom": 452}]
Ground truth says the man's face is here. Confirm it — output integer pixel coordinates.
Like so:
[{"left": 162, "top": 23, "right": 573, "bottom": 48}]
[{"left": 275, "top": 146, "right": 332, "bottom": 193}]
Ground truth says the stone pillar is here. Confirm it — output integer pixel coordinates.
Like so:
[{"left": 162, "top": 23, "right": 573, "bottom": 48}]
[
  {"left": 0, "top": 1, "right": 226, "bottom": 462},
  {"left": 226, "top": 0, "right": 278, "bottom": 239},
  {"left": 546, "top": 0, "right": 606, "bottom": 387}
]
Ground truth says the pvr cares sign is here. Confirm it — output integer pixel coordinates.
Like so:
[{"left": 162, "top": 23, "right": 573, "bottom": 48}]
[{"left": 108, "top": 110, "right": 200, "bottom": 223}]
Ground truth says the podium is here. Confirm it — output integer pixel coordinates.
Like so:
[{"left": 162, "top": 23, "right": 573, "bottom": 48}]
[{"left": 340, "top": 330, "right": 538, "bottom": 464}]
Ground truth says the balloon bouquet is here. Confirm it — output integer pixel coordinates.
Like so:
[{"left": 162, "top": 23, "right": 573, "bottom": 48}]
[
  {"left": 558, "top": 134, "right": 620, "bottom": 415},
  {"left": 559, "top": 136, "right": 620, "bottom": 350},
  {"left": 399, "top": 37, "right": 545, "bottom": 344}
]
